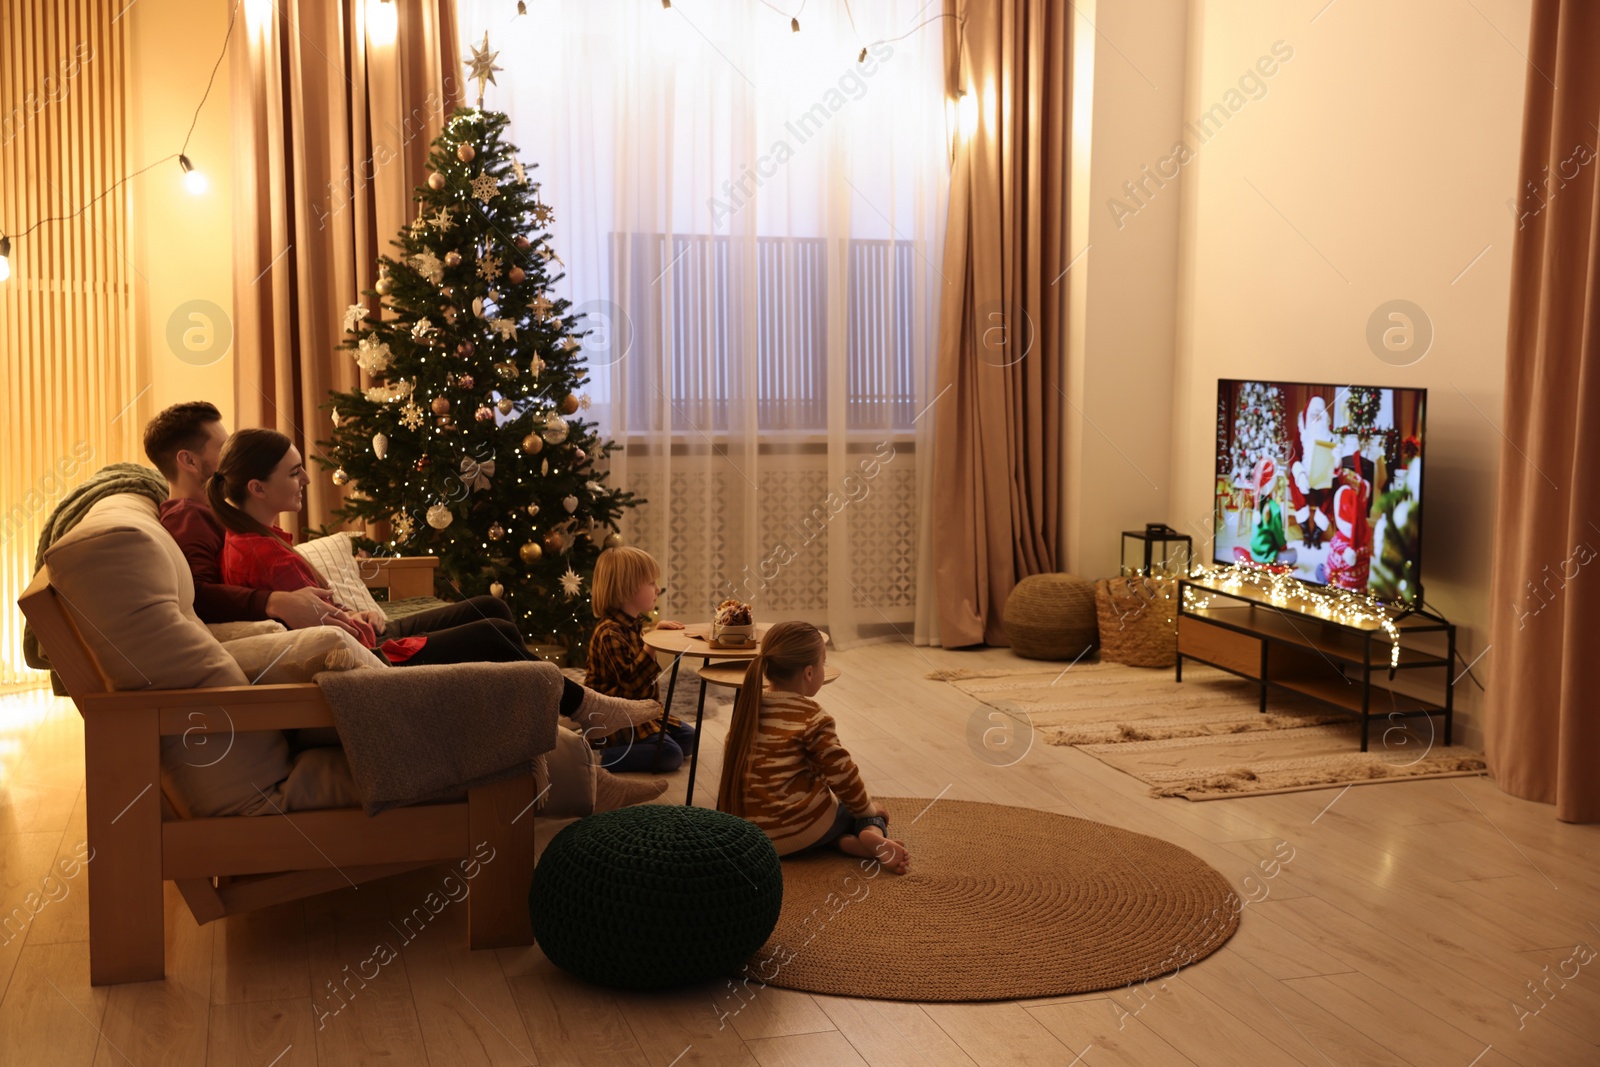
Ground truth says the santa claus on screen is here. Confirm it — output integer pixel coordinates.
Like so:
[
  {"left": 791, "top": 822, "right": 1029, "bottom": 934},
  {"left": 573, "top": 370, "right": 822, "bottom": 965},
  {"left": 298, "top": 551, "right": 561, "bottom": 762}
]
[{"left": 1289, "top": 395, "right": 1334, "bottom": 548}]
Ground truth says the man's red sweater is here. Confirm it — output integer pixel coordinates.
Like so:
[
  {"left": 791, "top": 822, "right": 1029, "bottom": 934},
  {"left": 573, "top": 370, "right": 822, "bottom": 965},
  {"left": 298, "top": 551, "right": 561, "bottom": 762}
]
[{"left": 158, "top": 497, "right": 273, "bottom": 624}]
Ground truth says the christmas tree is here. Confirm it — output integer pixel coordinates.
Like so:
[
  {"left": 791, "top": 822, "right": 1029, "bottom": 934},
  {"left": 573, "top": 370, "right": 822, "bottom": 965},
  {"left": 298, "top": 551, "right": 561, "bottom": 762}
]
[
  {"left": 317, "top": 40, "right": 639, "bottom": 662},
  {"left": 1226, "top": 382, "right": 1288, "bottom": 486}
]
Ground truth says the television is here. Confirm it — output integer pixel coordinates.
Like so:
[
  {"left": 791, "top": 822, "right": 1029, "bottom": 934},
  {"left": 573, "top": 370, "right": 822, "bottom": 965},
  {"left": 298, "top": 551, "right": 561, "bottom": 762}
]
[{"left": 1212, "top": 379, "right": 1426, "bottom": 603}]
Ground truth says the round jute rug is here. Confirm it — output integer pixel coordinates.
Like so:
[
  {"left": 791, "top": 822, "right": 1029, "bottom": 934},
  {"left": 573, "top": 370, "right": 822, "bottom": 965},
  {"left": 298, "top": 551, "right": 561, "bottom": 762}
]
[{"left": 746, "top": 797, "right": 1240, "bottom": 1001}]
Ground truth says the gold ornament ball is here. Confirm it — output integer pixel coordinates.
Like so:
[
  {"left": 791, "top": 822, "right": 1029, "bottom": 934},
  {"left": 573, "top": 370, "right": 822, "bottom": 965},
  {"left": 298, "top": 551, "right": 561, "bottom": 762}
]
[
  {"left": 541, "top": 414, "right": 570, "bottom": 444},
  {"left": 514, "top": 235, "right": 531, "bottom": 251},
  {"left": 427, "top": 171, "right": 446, "bottom": 190},
  {"left": 331, "top": 468, "right": 350, "bottom": 486},
  {"left": 560, "top": 394, "right": 580, "bottom": 415},
  {"left": 458, "top": 374, "right": 475, "bottom": 391},
  {"left": 543, "top": 530, "right": 566, "bottom": 554},
  {"left": 456, "top": 143, "right": 476, "bottom": 163},
  {"left": 508, "top": 266, "right": 526, "bottom": 285},
  {"left": 521, "top": 433, "right": 543, "bottom": 455},
  {"left": 426, "top": 504, "right": 453, "bottom": 529},
  {"left": 457, "top": 339, "right": 475, "bottom": 358},
  {"left": 431, "top": 396, "right": 451, "bottom": 415},
  {"left": 497, "top": 397, "right": 515, "bottom": 415},
  {"left": 519, "top": 541, "right": 543, "bottom": 564},
  {"left": 489, "top": 581, "right": 505, "bottom": 598},
  {"left": 604, "top": 532, "right": 624, "bottom": 549},
  {"left": 444, "top": 251, "right": 462, "bottom": 268},
  {"left": 488, "top": 522, "right": 505, "bottom": 540},
  {"left": 374, "top": 276, "right": 391, "bottom": 295}
]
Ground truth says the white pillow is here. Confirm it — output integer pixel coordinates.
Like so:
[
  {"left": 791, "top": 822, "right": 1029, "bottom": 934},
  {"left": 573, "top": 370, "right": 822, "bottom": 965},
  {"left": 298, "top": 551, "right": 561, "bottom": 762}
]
[{"left": 294, "top": 532, "right": 384, "bottom": 616}]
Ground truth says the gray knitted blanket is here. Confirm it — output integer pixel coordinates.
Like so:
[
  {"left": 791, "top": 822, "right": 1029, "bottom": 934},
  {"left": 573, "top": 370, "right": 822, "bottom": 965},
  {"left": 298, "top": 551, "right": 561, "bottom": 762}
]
[
  {"left": 23, "top": 464, "right": 169, "bottom": 687},
  {"left": 315, "top": 660, "right": 564, "bottom": 815}
]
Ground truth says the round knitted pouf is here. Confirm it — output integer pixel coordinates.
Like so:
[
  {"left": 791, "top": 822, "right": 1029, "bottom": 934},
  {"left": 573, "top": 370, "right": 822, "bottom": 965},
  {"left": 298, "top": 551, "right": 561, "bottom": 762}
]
[
  {"left": 1003, "top": 573, "right": 1099, "bottom": 660},
  {"left": 529, "top": 805, "right": 783, "bottom": 990}
]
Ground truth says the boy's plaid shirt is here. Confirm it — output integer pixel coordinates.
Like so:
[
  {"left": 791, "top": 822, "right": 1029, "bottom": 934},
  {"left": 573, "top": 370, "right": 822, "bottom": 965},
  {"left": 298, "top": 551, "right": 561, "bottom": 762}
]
[{"left": 584, "top": 609, "right": 682, "bottom": 743}]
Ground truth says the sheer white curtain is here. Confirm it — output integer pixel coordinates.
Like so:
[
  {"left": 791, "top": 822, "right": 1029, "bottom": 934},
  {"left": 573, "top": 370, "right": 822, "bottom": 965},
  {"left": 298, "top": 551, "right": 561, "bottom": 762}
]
[{"left": 457, "top": 0, "right": 948, "bottom": 646}]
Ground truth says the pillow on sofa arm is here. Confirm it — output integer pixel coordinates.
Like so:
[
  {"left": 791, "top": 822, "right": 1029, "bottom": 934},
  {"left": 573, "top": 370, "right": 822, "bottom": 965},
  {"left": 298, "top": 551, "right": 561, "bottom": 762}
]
[
  {"left": 42, "top": 494, "right": 294, "bottom": 819},
  {"left": 294, "top": 532, "right": 385, "bottom": 616}
]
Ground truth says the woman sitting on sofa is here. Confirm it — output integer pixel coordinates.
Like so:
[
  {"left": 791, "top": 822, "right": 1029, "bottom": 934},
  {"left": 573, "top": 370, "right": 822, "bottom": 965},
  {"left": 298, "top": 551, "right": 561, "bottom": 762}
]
[{"left": 210, "top": 427, "right": 549, "bottom": 670}]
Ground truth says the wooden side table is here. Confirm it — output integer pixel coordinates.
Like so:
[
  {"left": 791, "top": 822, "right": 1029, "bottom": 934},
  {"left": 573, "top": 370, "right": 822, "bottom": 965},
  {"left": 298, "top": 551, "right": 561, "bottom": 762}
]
[{"left": 691, "top": 662, "right": 841, "bottom": 805}]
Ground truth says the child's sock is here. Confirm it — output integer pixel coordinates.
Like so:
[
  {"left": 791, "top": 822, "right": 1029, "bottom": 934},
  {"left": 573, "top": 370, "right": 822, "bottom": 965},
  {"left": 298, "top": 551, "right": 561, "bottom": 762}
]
[
  {"left": 572, "top": 688, "right": 664, "bottom": 736},
  {"left": 594, "top": 768, "right": 669, "bottom": 812}
]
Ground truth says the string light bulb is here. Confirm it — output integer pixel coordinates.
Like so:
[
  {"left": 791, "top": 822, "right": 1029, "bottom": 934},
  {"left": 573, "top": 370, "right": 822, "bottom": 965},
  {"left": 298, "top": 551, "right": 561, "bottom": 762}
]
[
  {"left": 0, "top": 236, "right": 10, "bottom": 283},
  {"left": 367, "top": 0, "right": 397, "bottom": 46},
  {"left": 178, "top": 155, "right": 208, "bottom": 195}
]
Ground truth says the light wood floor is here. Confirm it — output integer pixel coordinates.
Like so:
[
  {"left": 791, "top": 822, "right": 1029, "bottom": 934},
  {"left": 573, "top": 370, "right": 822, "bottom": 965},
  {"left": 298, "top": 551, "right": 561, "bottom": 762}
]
[{"left": 1, "top": 642, "right": 1597, "bottom": 1066}]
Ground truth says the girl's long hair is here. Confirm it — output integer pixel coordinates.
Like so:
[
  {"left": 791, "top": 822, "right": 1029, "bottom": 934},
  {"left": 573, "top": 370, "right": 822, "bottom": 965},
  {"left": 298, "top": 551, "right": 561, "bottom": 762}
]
[
  {"left": 716, "top": 620, "right": 827, "bottom": 816},
  {"left": 206, "top": 428, "right": 294, "bottom": 537}
]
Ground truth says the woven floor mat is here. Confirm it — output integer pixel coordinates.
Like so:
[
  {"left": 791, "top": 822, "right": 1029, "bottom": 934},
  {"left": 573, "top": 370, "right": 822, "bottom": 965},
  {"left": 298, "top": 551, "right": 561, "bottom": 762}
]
[{"left": 748, "top": 797, "right": 1238, "bottom": 1001}]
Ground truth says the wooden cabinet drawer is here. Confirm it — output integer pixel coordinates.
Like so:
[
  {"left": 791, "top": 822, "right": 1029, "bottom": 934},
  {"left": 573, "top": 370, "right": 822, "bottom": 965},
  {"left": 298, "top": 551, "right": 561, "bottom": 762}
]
[{"left": 1178, "top": 617, "right": 1263, "bottom": 679}]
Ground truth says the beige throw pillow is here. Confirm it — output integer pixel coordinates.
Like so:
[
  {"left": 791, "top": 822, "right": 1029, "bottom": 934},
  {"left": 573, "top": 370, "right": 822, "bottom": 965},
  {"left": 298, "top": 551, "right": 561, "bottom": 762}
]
[
  {"left": 42, "top": 494, "right": 293, "bottom": 818},
  {"left": 293, "top": 532, "right": 384, "bottom": 617}
]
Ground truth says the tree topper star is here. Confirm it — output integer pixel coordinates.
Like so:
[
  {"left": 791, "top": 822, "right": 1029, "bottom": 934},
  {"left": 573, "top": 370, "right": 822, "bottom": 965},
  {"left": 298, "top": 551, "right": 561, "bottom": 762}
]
[{"left": 465, "top": 33, "right": 503, "bottom": 107}]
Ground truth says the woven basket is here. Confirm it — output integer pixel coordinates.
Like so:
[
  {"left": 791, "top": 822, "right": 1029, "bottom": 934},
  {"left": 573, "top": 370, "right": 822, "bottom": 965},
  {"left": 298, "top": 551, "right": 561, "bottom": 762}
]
[
  {"left": 1094, "top": 576, "right": 1178, "bottom": 668},
  {"left": 1002, "top": 574, "right": 1098, "bottom": 660}
]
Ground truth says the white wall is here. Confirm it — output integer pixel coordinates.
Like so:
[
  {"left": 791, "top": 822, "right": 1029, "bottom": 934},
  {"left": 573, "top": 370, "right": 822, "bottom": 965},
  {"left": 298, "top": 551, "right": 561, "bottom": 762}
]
[
  {"left": 1165, "top": 0, "right": 1531, "bottom": 746},
  {"left": 1063, "top": 0, "right": 1190, "bottom": 582}
]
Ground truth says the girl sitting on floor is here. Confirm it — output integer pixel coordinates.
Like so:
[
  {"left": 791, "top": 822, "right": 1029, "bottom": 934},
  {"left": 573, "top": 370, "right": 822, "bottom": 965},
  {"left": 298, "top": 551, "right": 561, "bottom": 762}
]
[
  {"left": 583, "top": 547, "right": 697, "bottom": 772},
  {"left": 716, "top": 621, "right": 909, "bottom": 874}
]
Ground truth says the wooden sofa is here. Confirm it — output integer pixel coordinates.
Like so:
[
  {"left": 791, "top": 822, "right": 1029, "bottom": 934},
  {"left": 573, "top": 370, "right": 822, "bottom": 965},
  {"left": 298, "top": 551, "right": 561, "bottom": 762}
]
[{"left": 18, "top": 554, "right": 540, "bottom": 986}]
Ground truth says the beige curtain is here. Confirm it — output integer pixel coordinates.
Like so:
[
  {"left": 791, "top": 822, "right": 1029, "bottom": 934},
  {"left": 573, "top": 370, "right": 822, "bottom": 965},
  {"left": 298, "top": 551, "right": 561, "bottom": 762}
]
[
  {"left": 232, "top": 0, "right": 461, "bottom": 530},
  {"left": 1486, "top": 0, "right": 1600, "bottom": 823},
  {"left": 930, "top": 0, "right": 1068, "bottom": 647}
]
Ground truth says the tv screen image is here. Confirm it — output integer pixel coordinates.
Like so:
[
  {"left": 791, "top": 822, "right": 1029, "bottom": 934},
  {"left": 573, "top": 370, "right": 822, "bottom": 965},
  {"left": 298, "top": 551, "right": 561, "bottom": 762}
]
[{"left": 1213, "top": 380, "right": 1426, "bottom": 602}]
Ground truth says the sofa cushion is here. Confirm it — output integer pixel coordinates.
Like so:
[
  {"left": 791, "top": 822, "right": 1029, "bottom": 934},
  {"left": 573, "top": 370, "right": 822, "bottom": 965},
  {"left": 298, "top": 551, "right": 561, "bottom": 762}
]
[
  {"left": 222, "top": 625, "right": 387, "bottom": 684},
  {"left": 43, "top": 493, "right": 293, "bottom": 818},
  {"left": 294, "top": 532, "right": 384, "bottom": 617}
]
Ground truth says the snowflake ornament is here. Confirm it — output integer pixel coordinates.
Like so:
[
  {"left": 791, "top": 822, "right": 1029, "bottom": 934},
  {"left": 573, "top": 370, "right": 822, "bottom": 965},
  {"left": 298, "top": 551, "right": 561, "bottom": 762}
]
[
  {"left": 390, "top": 511, "right": 416, "bottom": 543},
  {"left": 559, "top": 567, "right": 583, "bottom": 599},
  {"left": 355, "top": 334, "right": 394, "bottom": 375},
  {"left": 343, "top": 304, "right": 369, "bottom": 332},
  {"left": 432, "top": 207, "right": 456, "bottom": 232},
  {"left": 470, "top": 171, "right": 499, "bottom": 203},
  {"left": 411, "top": 250, "right": 443, "bottom": 285},
  {"left": 399, "top": 398, "right": 425, "bottom": 430},
  {"left": 477, "top": 252, "right": 502, "bottom": 280}
]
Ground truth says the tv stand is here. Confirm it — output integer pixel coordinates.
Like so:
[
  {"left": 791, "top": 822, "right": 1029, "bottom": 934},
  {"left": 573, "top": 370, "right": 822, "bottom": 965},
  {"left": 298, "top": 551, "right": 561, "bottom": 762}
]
[{"left": 1176, "top": 575, "right": 1455, "bottom": 752}]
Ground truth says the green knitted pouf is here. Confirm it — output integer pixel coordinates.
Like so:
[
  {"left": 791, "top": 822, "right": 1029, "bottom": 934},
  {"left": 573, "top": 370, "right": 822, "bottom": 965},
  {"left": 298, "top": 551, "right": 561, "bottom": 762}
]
[
  {"left": 1003, "top": 573, "right": 1099, "bottom": 660},
  {"left": 529, "top": 805, "right": 783, "bottom": 990}
]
